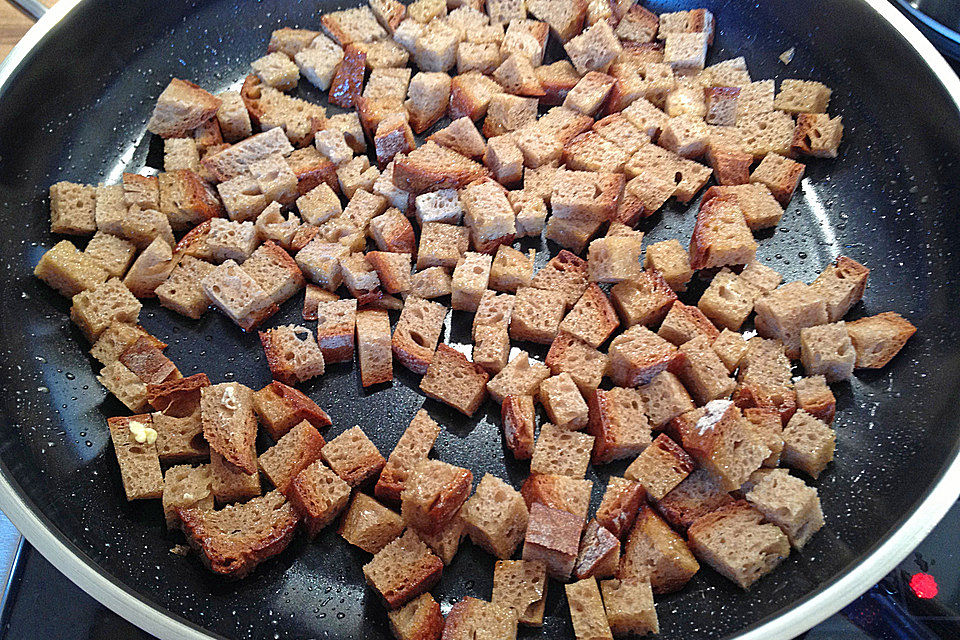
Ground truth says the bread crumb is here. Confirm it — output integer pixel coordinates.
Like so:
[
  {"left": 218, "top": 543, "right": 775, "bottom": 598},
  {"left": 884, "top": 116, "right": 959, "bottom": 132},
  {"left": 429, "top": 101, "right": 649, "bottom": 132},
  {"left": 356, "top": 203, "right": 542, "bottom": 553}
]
[
  {"left": 779, "top": 48, "right": 795, "bottom": 65},
  {"left": 170, "top": 544, "right": 191, "bottom": 557}
]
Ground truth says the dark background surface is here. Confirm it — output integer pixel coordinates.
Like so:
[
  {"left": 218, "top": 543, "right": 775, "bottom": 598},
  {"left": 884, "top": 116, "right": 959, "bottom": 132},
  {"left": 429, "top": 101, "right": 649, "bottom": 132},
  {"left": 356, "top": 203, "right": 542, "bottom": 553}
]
[{"left": 0, "top": 0, "right": 958, "bottom": 638}]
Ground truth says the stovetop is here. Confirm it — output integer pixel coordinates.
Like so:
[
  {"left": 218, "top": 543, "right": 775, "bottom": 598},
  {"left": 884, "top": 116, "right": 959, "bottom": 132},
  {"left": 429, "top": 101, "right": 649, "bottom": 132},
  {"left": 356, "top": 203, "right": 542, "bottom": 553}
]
[{"left": 1, "top": 499, "right": 959, "bottom": 639}]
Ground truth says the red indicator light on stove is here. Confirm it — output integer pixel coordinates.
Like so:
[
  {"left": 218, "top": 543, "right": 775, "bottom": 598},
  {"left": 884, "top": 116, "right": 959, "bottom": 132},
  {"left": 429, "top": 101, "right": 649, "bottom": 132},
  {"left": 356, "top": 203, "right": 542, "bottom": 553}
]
[{"left": 909, "top": 572, "right": 938, "bottom": 599}]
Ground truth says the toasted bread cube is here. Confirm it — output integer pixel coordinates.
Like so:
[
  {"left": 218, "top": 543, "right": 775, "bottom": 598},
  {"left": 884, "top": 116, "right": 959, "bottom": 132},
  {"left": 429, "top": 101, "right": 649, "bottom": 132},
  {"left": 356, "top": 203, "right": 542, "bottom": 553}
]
[
  {"left": 370, "top": 0, "right": 406, "bottom": 32},
  {"left": 596, "top": 477, "right": 645, "bottom": 540},
  {"left": 367, "top": 251, "right": 412, "bottom": 295},
  {"left": 259, "top": 324, "right": 325, "bottom": 385},
  {"left": 781, "top": 410, "right": 835, "bottom": 478},
  {"left": 697, "top": 268, "right": 760, "bottom": 331},
  {"left": 208, "top": 448, "right": 261, "bottom": 503},
  {"left": 427, "top": 118, "right": 487, "bottom": 161},
  {"left": 152, "top": 403, "right": 208, "bottom": 462},
  {"left": 636, "top": 370, "right": 694, "bottom": 429},
  {"left": 163, "top": 137, "right": 201, "bottom": 172},
  {"left": 610, "top": 270, "right": 677, "bottom": 329},
  {"left": 488, "top": 245, "right": 534, "bottom": 293},
  {"left": 658, "top": 301, "right": 720, "bottom": 347},
  {"left": 501, "top": 394, "right": 536, "bottom": 460},
  {"left": 373, "top": 113, "right": 416, "bottom": 169},
  {"left": 201, "top": 260, "right": 278, "bottom": 331},
  {"left": 336, "top": 157, "right": 381, "bottom": 202},
  {"left": 461, "top": 473, "right": 529, "bottom": 559},
  {"left": 564, "top": 20, "right": 622, "bottom": 75},
  {"left": 413, "top": 189, "right": 461, "bottom": 226},
  {"left": 296, "top": 183, "right": 341, "bottom": 227},
  {"left": 563, "top": 131, "right": 631, "bottom": 173},
  {"left": 559, "top": 284, "right": 620, "bottom": 349},
  {"left": 162, "top": 464, "right": 213, "bottom": 528},
  {"left": 444, "top": 597, "right": 519, "bottom": 639},
  {"left": 586, "top": 236, "right": 643, "bottom": 286},
  {"left": 376, "top": 409, "right": 441, "bottom": 505},
  {"left": 49, "top": 181, "right": 97, "bottom": 236},
  {"left": 799, "top": 322, "right": 855, "bottom": 382},
  {"left": 520, "top": 474, "right": 592, "bottom": 525},
  {"left": 809, "top": 255, "right": 870, "bottom": 322},
  {"left": 369, "top": 209, "right": 416, "bottom": 255},
  {"left": 492, "top": 560, "right": 548, "bottom": 626},
  {"left": 107, "top": 415, "right": 163, "bottom": 500},
  {"left": 574, "top": 521, "right": 620, "bottom": 581},
  {"left": 387, "top": 593, "right": 444, "bottom": 640},
  {"left": 601, "top": 578, "right": 659, "bottom": 637},
  {"left": 458, "top": 41, "right": 501, "bottom": 74},
  {"left": 745, "top": 468, "right": 824, "bottom": 550},
  {"left": 654, "top": 467, "right": 733, "bottom": 532},
  {"left": 742, "top": 408, "right": 784, "bottom": 469},
  {"left": 487, "top": 350, "right": 551, "bottom": 403},
  {"left": 708, "top": 184, "right": 783, "bottom": 231},
  {"left": 624, "top": 433, "right": 693, "bottom": 501},
  {"left": 734, "top": 337, "right": 797, "bottom": 423},
  {"left": 118, "top": 336, "right": 179, "bottom": 385},
  {"left": 415, "top": 508, "right": 465, "bottom": 564},
  {"left": 34, "top": 239, "right": 109, "bottom": 298},
  {"left": 792, "top": 113, "right": 843, "bottom": 158},
  {"left": 620, "top": 505, "right": 699, "bottom": 593},
  {"left": 750, "top": 153, "right": 805, "bottom": 205},
  {"left": 409, "top": 266, "right": 453, "bottom": 299},
  {"left": 530, "top": 249, "right": 588, "bottom": 307},
  {"left": 318, "top": 425, "right": 384, "bottom": 487},
  {"left": 522, "top": 503, "right": 581, "bottom": 580},
  {"left": 448, "top": 72, "right": 504, "bottom": 123},
  {"left": 70, "top": 278, "right": 142, "bottom": 342},
  {"left": 510, "top": 286, "right": 566, "bottom": 344},
  {"left": 564, "top": 72, "right": 615, "bottom": 117},
  {"left": 492, "top": 54, "right": 544, "bottom": 101},
  {"left": 473, "top": 290, "right": 516, "bottom": 339},
  {"left": 483, "top": 135, "right": 524, "bottom": 188},
  {"left": 687, "top": 500, "right": 790, "bottom": 589},
  {"left": 355, "top": 308, "right": 393, "bottom": 386},
  {"left": 354, "top": 37, "right": 410, "bottom": 69},
  {"left": 206, "top": 218, "right": 259, "bottom": 264},
  {"left": 794, "top": 375, "right": 835, "bottom": 426},
  {"left": 672, "top": 335, "right": 736, "bottom": 404},
  {"left": 706, "top": 144, "right": 753, "bottom": 186},
  {"left": 628, "top": 143, "right": 713, "bottom": 205},
  {"left": 339, "top": 492, "right": 404, "bottom": 553},
  {"left": 93, "top": 183, "right": 127, "bottom": 235},
  {"left": 658, "top": 114, "right": 710, "bottom": 159},
  {"left": 511, "top": 124, "right": 563, "bottom": 170},
  {"left": 308, "top": 298, "right": 356, "bottom": 364},
  {"left": 251, "top": 51, "right": 299, "bottom": 91},
  {"left": 508, "top": 190, "right": 548, "bottom": 238},
  {"left": 292, "top": 36, "right": 344, "bottom": 93},
  {"left": 412, "top": 20, "right": 458, "bottom": 72},
  {"left": 98, "top": 359, "right": 149, "bottom": 411},
  {"left": 608, "top": 325, "right": 681, "bottom": 388},
  {"left": 592, "top": 114, "right": 650, "bottom": 157},
  {"left": 296, "top": 238, "right": 348, "bottom": 291},
  {"left": 200, "top": 382, "right": 257, "bottom": 474},
  {"left": 587, "top": 387, "right": 652, "bottom": 464},
  {"left": 420, "top": 344, "right": 490, "bottom": 415},
  {"left": 774, "top": 79, "right": 831, "bottom": 114},
  {"left": 147, "top": 78, "right": 220, "bottom": 138},
  {"left": 364, "top": 529, "right": 443, "bottom": 609},
  {"left": 257, "top": 420, "right": 326, "bottom": 494},
  {"left": 662, "top": 32, "right": 707, "bottom": 72},
  {"left": 392, "top": 296, "right": 447, "bottom": 374},
  {"left": 251, "top": 380, "right": 330, "bottom": 441},
  {"left": 566, "top": 578, "right": 614, "bottom": 640},
  {"left": 451, "top": 252, "right": 493, "bottom": 311},
  {"left": 754, "top": 281, "right": 828, "bottom": 358},
  {"left": 545, "top": 332, "right": 610, "bottom": 394},
  {"left": 120, "top": 237, "right": 178, "bottom": 299},
  {"left": 216, "top": 174, "right": 269, "bottom": 223},
  {"left": 321, "top": 5, "right": 387, "bottom": 47},
  {"left": 539, "top": 373, "right": 589, "bottom": 431},
  {"left": 285, "top": 459, "right": 350, "bottom": 538},
  {"left": 530, "top": 423, "right": 594, "bottom": 478},
  {"left": 401, "top": 459, "right": 473, "bottom": 535},
  {"left": 91, "top": 323, "right": 163, "bottom": 368},
  {"left": 704, "top": 86, "right": 740, "bottom": 126},
  {"left": 712, "top": 328, "right": 749, "bottom": 373},
  {"left": 417, "top": 222, "right": 470, "bottom": 269},
  {"left": 689, "top": 195, "right": 757, "bottom": 270}
]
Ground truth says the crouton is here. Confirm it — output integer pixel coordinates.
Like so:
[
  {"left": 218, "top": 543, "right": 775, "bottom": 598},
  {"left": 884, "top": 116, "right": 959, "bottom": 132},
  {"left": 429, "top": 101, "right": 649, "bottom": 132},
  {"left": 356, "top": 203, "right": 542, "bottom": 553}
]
[
  {"left": 636, "top": 370, "right": 695, "bottom": 429},
  {"left": 209, "top": 448, "right": 261, "bottom": 503},
  {"left": 622, "top": 433, "right": 691, "bottom": 501},
  {"left": 106, "top": 415, "right": 164, "bottom": 500},
  {"left": 202, "top": 127, "right": 294, "bottom": 182},
  {"left": 354, "top": 38, "right": 410, "bottom": 69},
  {"left": 566, "top": 577, "right": 614, "bottom": 639},
  {"left": 530, "top": 250, "right": 589, "bottom": 309},
  {"left": 49, "top": 181, "right": 97, "bottom": 236},
  {"left": 118, "top": 336, "right": 179, "bottom": 385},
  {"left": 538, "top": 373, "right": 589, "bottom": 431},
  {"left": 736, "top": 110, "right": 796, "bottom": 159},
  {"left": 285, "top": 460, "right": 351, "bottom": 538},
  {"left": 92, "top": 323, "right": 165, "bottom": 368},
  {"left": 564, "top": 20, "right": 622, "bottom": 75},
  {"left": 712, "top": 328, "right": 749, "bottom": 373},
  {"left": 98, "top": 361, "right": 149, "bottom": 412},
  {"left": 592, "top": 114, "right": 650, "bottom": 157},
  {"left": 70, "top": 277, "right": 141, "bottom": 342},
  {"left": 545, "top": 332, "right": 609, "bottom": 394},
  {"left": 257, "top": 420, "right": 326, "bottom": 495},
  {"left": 509, "top": 190, "right": 548, "bottom": 238},
  {"left": 391, "top": 295, "right": 447, "bottom": 374},
  {"left": 745, "top": 468, "right": 824, "bottom": 549},
  {"left": 401, "top": 459, "right": 473, "bottom": 536},
  {"left": 849, "top": 312, "right": 919, "bottom": 369},
  {"left": 595, "top": 477, "right": 645, "bottom": 540},
  {"left": 652, "top": 467, "right": 732, "bottom": 532},
  {"left": 451, "top": 252, "right": 493, "bottom": 311},
  {"left": 658, "top": 8, "right": 715, "bottom": 42},
  {"left": 492, "top": 560, "right": 548, "bottom": 626},
  {"left": 489, "top": 245, "right": 535, "bottom": 292},
  {"left": 34, "top": 239, "right": 109, "bottom": 298},
  {"left": 809, "top": 255, "right": 870, "bottom": 322},
  {"left": 443, "top": 598, "right": 519, "bottom": 639},
  {"left": 487, "top": 350, "right": 551, "bottom": 403},
  {"left": 696, "top": 268, "right": 759, "bottom": 331},
  {"left": 658, "top": 301, "right": 719, "bottom": 347},
  {"left": 662, "top": 32, "right": 708, "bottom": 72},
  {"left": 341, "top": 492, "right": 404, "bottom": 553},
  {"left": 483, "top": 135, "right": 524, "bottom": 188},
  {"left": 501, "top": 394, "right": 536, "bottom": 460},
  {"left": 626, "top": 143, "right": 712, "bottom": 204},
  {"left": 658, "top": 114, "right": 709, "bottom": 159},
  {"left": 510, "top": 285, "right": 566, "bottom": 344},
  {"left": 148, "top": 369, "right": 206, "bottom": 417},
  {"left": 259, "top": 324, "right": 325, "bottom": 385},
  {"left": 461, "top": 473, "right": 529, "bottom": 559},
  {"left": 162, "top": 464, "right": 213, "bottom": 528},
  {"left": 587, "top": 387, "right": 652, "bottom": 464},
  {"left": 689, "top": 195, "right": 757, "bottom": 270},
  {"left": 296, "top": 184, "right": 341, "bottom": 227},
  {"left": 734, "top": 337, "right": 797, "bottom": 423},
  {"left": 420, "top": 344, "right": 489, "bottom": 415},
  {"left": 412, "top": 20, "right": 458, "bottom": 72},
  {"left": 427, "top": 117, "right": 487, "bottom": 158},
  {"left": 608, "top": 324, "right": 681, "bottom": 388},
  {"left": 687, "top": 500, "right": 790, "bottom": 589},
  {"left": 563, "top": 131, "right": 631, "bottom": 173},
  {"left": 753, "top": 281, "right": 828, "bottom": 358},
  {"left": 370, "top": 0, "right": 406, "bottom": 32},
  {"left": 200, "top": 382, "right": 257, "bottom": 475},
  {"left": 376, "top": 409, "right": 441, "bottom": 505},
  {"left": 486, "top": 0, "right": 526, "bottom": 25},
  {"left": 530, "top": 423, "right": 594, "bottom": 478},
  {"left": 394, "top": 141, "right": 489, "bottom": 194},
  {"left": 374, "top": 114, "right": 416, "bottom": 169},
  {"left": 520, "top": 474, "right": 592, "bottom": 526},
  {"left": 388, "top": 593, "right": 445, "bottom": 640},
  {"left": 601, "top": 578, "right": 659, "bottom": 637},
  {"left": 620, "top": 505, "right": 699, "bottom": 593},
  {"left": 201, "top": 259, "right": 278, "bottom": 331},
  {"left": 147, "top": 78, "right": 220, "bottom": 138},
  {"left": 774, "top": 79, "right": 831, "bottom": 114},
  {"left": 473, "top": 290, "right": 516, "bottom": 339},
  {"left": 792, "top": 113, "right": 843, "bottom": 158},
  {"left": 367, "top": 250, "right": 412, "bottom": 295},
  {"left": 363, "top": 529, "right": 444, "bottom": 609},
  {"left": 799, "top": 322, "right": 856, "bottom": 382},
  {"left": 750, "top": 153, "right": 805, "bottom": 205},
  {"left": 403, "top": 71, "right": 451, "bottom": 134},
  {"left": 355, "top": 308, "right": 393, "bottom": 387},
  {"left": 522, "top": 503, "right": 582, "bottom": 580},
  {"left": 251, "top": 380, "right": 331, "bottom": 440},
  {"left": 251, "top": 51, "right": 299, "bottom": 91},
  {"left": 164, "top": 137, "right": 201, "bottom": 173},
  {"left": 316, "top": 425, "right": 384, "bottom": 488},
  {"left": 322, "top": 6, "right": 388, "bottom": 47},
  {"left": 241, "top": 241, "right": 305, "bottom": 306},
  {"left": 409, "top": 266, "right": 453, "bottom": 299},
  {"left": 586, "top": 236, "right": 643, "bottom": 286},
  {"left": 457, "top": 41, "right": 502, "bottom": 75},
  {"left": 706, "top": 144, "right": 753, "bottom": 186},
  {"left": 672, "top": 335, "right": 736, "bottom": 404},
  {"left": 704, "top": 184, "right": 784, "bottom": 231}
]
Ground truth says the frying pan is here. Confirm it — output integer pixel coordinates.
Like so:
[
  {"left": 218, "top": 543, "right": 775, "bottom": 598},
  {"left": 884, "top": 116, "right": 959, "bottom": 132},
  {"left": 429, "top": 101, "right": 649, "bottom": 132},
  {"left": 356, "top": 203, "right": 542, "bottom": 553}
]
[{"left": 0, "top": 0, "right": 959, "bottom": 638}]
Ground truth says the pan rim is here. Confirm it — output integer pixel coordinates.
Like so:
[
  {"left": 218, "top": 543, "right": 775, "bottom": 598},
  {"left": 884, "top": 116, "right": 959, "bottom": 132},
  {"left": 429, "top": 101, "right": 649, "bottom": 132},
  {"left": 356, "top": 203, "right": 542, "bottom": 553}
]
[{"left": 0, "top": 1, "right": 959, "bottom": 639}]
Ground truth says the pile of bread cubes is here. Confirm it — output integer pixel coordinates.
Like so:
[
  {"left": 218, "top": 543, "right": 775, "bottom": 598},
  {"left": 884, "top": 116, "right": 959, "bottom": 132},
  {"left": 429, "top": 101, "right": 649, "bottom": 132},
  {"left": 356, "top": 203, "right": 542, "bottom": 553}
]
[{"left": 31, "top": 0, "right": 920, "bottom": 637}]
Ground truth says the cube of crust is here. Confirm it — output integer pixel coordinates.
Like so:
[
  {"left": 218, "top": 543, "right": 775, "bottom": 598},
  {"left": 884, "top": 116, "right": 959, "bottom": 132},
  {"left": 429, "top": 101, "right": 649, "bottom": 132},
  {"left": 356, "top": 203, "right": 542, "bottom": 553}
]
[
  {"left": 687, "top": 500, "right": 790, "bottom": 589},
  {"left": 559, "top": 285, "right": 619, "bottom": 350},
  {"left": 654, "top": 467, "right": 734, "bottom": 532},
  {"left": 200, "top": 382, "right": 257, "bottom": 473},
  {"left": 487, "top": 350, "right": 551, "bottom": 403},
  {"left": 809, "top": 255, "right": 870, "bottom": 322},
  {"left": 620, "top": 505, "right": 699, "bottom": 593},
  {"left": 376, "top": 410, "right": 441, "bottom": 506},
  {"left": 574, "top": 520, "right": 621, "bottom": 580},
  {"left": 409, "top": 267, "right": 453, "bottom": 299},
  {"left": 799, "top": 322, "right": 856, "bottom": 382},
  {"left": 566, "top": 578, "right": 614, "bottom": 640},
  {"left": 520, "top": 474, "right": 592, "bottom": 525},
  {"left": 387, "top": 593, "right": 445, "bottom": 640},
  {"left": 750, "top": 153, "right": 805, "bottom": 205},
  {"left": 201, "top": 260, "right": 279, "bottom": 331},
  {"left": 601, "top": 578, "right": 659, "bottom": 637},
  {"left": 35, "top": 239, "right": 109, "bottom": 298},
  {"left": 403, "top": 71, "right": 451, "bottom": 134},
  {"left": 415, "top": 189, "right": 463, "bottom": 226},
  {"left": 774, "top": 79, "right": 831, "bottom": 114},
  {"left": 444, "top": 598, "right": 520, "bottom": 639},
  {"left": 257, "top": 420, "right": 326, "bottom": 495},
  {"left": 340, "top": 492, "right": 403, "bottom": 554},
  {"left": 489, "top": 245, "right": 534, "bottom": 293},
  {"left": 712, "top": 328, "right": 749, "bottom": 373},
  {"left": 251, "top": 380, "right": 331, "bottom": 441},
  {"left": 208, "top": 447, "right": 261, "bottom": 503},
  {"left": 530, "top": 423, "right": 594, "bottom": 478},
  {"left": 538, "top": 373, "right": 589, "bottom": 431},
  {"left": 162, "top": 464, "right": 214, "bottom": 528},
  {"left": 106, "top": 415, "right": 164, "bottom": 500},
  {"left": 146, "top": 78, "right": 221, "bottom": 138},
  {"left": 689, "top": 195, "right": 758, "bottom": 271},
  {"left": 321, "top": 6, "right": 387, "bottom": 47},
  {"left": 792, "top": 113, "right": 843, "bottom": 158},
  {"left": 420, "top": 344, "right": 490, "bottom": 416},
  {"left": 363, "top": 529, "right": 444, "bottom": 609},
  {"left": 416, "top": 222, "right": 470, "bottom": 270},
  {"left": 522, "top": 503, "right": 582, "bottom": 580},
  {"left": 623, "top": 433, "right": 693, "bottom": 502},
  {"left": 564, "top": 20, "right": 622, "bottom": 75},
  {"left": 451, "top": 252, "right": 493, "bottom": 311},
  {"left": 608, "top": 325, "right": 682, "bottom": 388},
  {"left": 461, "top": 473, "right": 529, "bottom": 559},
  {"left": 241, "top": 241, "right": 306, "bottom": 306},
  {"left": 484, "top": 135, "right": 524, "bottom": 188},
  {"left": 492, "top": 560, "right": 548, "bottom": 627},
  {"left": 586, "top": 387, "right": 652, "bottom": 464},
  {"left": 636, "top": 370, "right": 695, "bottom": 430},
  {"left": 745, "top": 468, "right": 824, "bottom": 549},
  {"left": 596, "top": 477, "right": 645, "bottom": 540},
  {"left": 530, "top": 251, "right": 589, "bottom": 309},
  {"left": 563, "top": 131, "right": 631, "bottom": 173},
  {"left": 509, "top": 286, "right": 566, "bottom": 344},
  {"left": 672, "top": 335, "right": 736, "bottom": 405},
  {"left": 586, "top": 237, "right": 643, "bottom": 287},
  {"left": 118, "top": 336, "right": 179, "bottom": 386},
  {"left": 70, "top": 278, "right": 142, "bottom": 342},
  {"left": 545, "top": 332, "right": 610, "bottom": 395},
  {"left": 320, "top": 425, "right": 386, "bottom": 487},
  {"left": 658, "top": 301, "right": 720, "bottom": 347},
  {"left": 457, "top": 41, "right": 501, "bottom": 75},
  {"left": 563, "top": 72, "right": 616, "bottom": 117},
  {"left": 391, "top": 296, "right": 447, "bottom": 374},
  {"left": 610, "top": 270, "right": 678, "bottom": 329},
  {"left": 313, "top": 298, "right": 357, "bottom": 365},
  {"left": 49, "top": 181, "right": 97, "bottom": 236},
  {"left": 427, "top": 117, "right": 488, "bottom": 159},
  {"left": 367, "top": 251, "right": 412, "bottom": 295},
  {"left": 754, "top": 281, "right": 829, "bottom": 359},
  {"left": 375, "top": 113, "right": 416, "bottom": 169},
  {"left": 401, "top": 459, "right": 473, "bottom": 536},
  {"left": 794, "top": 376, "right": 836, "bottom": 425},
  {"left": 356, "top": 309, "right": 393, "bottom": 387},
  {"left": 501, "top": 394, "right": 536, "bottom": 460},
  {"left": 697, "top": 268, "right": 760, "bottom": 331},
  {"left": 781, "top": 410, "right": 836, "bottom": 479}
]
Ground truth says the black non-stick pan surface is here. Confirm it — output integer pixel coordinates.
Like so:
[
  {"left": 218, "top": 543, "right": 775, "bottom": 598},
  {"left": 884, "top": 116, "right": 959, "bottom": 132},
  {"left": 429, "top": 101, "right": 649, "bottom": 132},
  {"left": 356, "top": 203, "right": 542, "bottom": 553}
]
[{"left": 0, "top": 0, "right": 959, "bottom": 638}]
